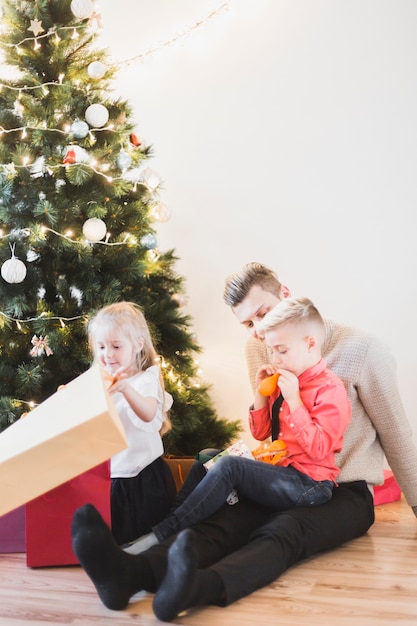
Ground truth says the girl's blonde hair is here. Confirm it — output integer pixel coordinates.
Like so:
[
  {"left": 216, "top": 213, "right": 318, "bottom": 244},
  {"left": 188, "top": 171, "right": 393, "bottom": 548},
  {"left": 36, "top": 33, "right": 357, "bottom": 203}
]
[{"left": 88, "top": 301, "right": 172, "bottom": 435}]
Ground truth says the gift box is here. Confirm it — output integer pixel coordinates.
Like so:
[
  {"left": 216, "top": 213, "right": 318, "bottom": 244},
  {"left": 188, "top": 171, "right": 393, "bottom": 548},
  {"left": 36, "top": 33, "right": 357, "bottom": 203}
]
[
  {"left": 164, "top": 455, "right": 195, "bottom": 492},
  {"left": 373, "top": 469, "right": 402, "bottom": 506},
  {"left": 26, "top": 461, "right": 110, "bottom": 567},
  {"left": 0, "top": 364, "right": 127, "bottom": 518},
  {"left": 0, "top": 505, "right": 26, "bottom": 553}
]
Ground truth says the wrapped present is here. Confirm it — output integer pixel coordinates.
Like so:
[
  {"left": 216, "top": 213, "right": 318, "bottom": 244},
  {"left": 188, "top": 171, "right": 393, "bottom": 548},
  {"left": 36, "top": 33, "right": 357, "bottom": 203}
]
[
  {"left": 204, "top": 441, "right": 254, "bottom": 505},
  {"left": 373, "top": 469, "right": 402, "bottom": 506},
  {"left": 164, "top": 455, "right": 195, "bottom": 492},
  {"left": 0, "top": 506, "right": 25, "bottom": 553},
  {"left": 0, "top": 364, "right": 127, "bottom": 517},
  {"left": 203, "top": 440, "right": 254, "bottom": 470},
  {"left": 252, "top": 439, "right": 288, "bottom": 465},
  {"left": 26, "top": 461, "right": 110, "bottom": 567}
]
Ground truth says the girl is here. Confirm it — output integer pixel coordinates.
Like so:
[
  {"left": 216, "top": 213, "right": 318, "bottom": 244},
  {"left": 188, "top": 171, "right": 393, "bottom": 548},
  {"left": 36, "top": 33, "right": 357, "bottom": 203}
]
[{"left": 88, "top": 301, "right": 176, "bottom": 545}]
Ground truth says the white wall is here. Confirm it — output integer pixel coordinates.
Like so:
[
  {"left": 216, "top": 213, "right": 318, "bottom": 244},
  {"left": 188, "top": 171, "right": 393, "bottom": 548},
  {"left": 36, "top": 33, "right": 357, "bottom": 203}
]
[{"left": 98, "top": 0, "right": 417, "bottom": 446}]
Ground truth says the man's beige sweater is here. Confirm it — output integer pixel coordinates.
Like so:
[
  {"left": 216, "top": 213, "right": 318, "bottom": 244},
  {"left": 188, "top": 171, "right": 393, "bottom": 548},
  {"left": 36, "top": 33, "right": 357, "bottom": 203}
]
[{"left": 245, "top": 319, "right": 417, "bottom": 515}]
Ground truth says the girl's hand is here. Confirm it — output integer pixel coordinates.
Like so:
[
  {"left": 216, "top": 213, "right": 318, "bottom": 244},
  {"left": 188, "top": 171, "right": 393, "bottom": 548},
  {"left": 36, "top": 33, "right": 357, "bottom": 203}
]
[{"left": 108, "top": 367, "right": 129, "bottom": 394}]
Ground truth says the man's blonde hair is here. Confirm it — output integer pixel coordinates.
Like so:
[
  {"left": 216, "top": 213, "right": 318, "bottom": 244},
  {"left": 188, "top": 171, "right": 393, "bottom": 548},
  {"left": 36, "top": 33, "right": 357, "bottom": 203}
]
[{"left": 223, "top": 262, "right": 283, "bottom": 306}]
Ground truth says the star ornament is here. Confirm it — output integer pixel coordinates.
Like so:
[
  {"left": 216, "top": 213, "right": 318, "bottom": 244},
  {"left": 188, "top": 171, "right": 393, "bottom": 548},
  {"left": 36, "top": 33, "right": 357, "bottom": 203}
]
[{"left": 28, "top": 19, "right": 45, "bottom": 37}]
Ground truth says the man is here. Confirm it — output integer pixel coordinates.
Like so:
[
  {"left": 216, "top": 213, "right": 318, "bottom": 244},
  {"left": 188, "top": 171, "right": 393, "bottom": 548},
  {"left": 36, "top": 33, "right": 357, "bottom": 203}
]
[{"left": 72, "top": 262, "right": 417, "bottom": 622}]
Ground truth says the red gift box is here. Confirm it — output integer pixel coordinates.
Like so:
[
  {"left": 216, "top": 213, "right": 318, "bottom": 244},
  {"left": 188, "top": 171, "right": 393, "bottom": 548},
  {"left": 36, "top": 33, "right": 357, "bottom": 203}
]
[
  {"left": 0, "top": 505, "right": 26, "bottom": 553},
  {"left": 373, "top": 469, "right": 401, "bottom": 506},
  {"left": 25, "top": 461, "right": 111, "bottom": 567}
]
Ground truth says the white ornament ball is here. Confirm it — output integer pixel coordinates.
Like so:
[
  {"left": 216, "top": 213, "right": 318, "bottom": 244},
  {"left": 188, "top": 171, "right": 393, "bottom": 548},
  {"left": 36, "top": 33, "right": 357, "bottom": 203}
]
[
  {"left": 26, "top": 249, "right": 40, "bottom": 263},
  {"left": 1, "top": 256, "right": 27, "bottom": 283},
  {"left": 151, "top": 202, "right": 171, "bottom": 223},
  {"left": 140, "top": 233, "right": 157, "bottom": 250},
  {"left": 85, "top": 103, "right": 109, "bottom": 128},
  {"left": 71, "top": 0, "right": 94, "bottom": 19},
  {"left": 83, "top": 217, "right": 107, "bottom": 242},
  {"left": 139, "top": 167, "right": 161, "bottom": 191},
  {"left": 116, "top": 150, "right": 132, "bottom": 171},
  {"left": 88, "top": 61, "right": 107, "bottom": 80},
  {"left": 71, "top": 119, "right": 89, "bottom": 139}
]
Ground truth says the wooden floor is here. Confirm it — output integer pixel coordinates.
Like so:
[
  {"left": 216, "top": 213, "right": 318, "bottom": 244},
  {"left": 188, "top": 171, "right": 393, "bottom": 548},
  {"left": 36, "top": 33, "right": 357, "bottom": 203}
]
[{"left": 0, "top": 497, "right": 415, "bottom": 625}]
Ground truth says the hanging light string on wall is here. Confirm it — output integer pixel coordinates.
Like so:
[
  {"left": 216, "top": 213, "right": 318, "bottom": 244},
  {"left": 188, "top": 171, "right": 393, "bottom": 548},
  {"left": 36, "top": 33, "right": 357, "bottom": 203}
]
[
  {"left": 118, "top": 1, "right": 230, "bottom": 68},
  {"left": 0, "top": 1, "right": 230, "bottom": 74},
  {"left": 0, "top": 1, "right": 230, "bottom": 183}
]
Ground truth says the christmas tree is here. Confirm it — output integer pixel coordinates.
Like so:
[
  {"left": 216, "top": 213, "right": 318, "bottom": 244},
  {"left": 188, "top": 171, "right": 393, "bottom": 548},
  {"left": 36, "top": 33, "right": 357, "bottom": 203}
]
[{"left": 0, "top": 0, "right": 240, "bottom": 455}]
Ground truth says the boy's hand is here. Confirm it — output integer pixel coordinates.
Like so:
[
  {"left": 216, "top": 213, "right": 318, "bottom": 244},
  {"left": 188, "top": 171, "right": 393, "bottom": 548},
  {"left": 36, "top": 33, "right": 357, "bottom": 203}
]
[
  {"left": 277, "top": 369, "right": 302, "bottom": 411},
  {"left": 255, "top": 364, "right": 278, "bottom": 390}
]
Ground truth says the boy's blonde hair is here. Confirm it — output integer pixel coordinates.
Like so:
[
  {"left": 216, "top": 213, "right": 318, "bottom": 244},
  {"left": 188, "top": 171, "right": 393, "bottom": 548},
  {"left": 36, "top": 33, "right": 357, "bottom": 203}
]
[
  {"left": 88, "top": 301, "right": 171, "bottom": 435},
  {"left": 259, "top": 296, "right": 325, "bottom": 346}
]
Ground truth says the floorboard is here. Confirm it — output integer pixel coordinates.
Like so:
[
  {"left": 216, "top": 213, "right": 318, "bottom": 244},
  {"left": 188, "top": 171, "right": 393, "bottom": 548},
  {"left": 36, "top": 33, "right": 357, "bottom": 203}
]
[{"left": 0, "top": 497, "right": 415, "bottom": 625}]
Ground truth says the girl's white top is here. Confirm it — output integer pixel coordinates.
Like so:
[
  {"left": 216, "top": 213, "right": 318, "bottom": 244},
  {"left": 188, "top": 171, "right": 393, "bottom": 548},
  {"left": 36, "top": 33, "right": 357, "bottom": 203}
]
[{"left": 110, "top": 365, "right": 172, "bottom": 478}]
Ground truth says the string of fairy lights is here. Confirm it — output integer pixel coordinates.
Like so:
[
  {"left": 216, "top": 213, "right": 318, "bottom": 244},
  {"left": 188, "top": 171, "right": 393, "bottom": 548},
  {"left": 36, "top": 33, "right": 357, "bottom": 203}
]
[
  {"left": 0, "top": 0, "right": 229, "bottom": 247},
  {"left": 0, "top": 0, "right": 217, "bottom": 406},
  {"left": 0, "top": 1, "right": 230, "bottom": 69}
]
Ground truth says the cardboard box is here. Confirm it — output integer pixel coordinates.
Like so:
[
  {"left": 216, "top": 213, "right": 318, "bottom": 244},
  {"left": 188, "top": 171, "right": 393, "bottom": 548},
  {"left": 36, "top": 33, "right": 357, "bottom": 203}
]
[{"left": 0, "top": 364, "right": 127, "bottom": 517}]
